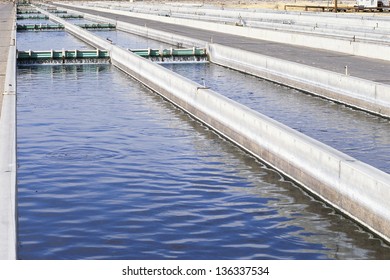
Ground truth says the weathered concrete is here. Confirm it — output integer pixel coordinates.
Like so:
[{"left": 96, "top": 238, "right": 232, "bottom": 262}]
[
  {"left": 0, "top": 1, "right": 16, "bottom": 260},
  {"left": 39, "top": 6, "right": 390, "bottom": 243}
]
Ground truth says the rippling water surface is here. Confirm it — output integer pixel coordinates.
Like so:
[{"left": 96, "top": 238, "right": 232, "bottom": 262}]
[
  {"left": 17, "top": 29, "right": 88, "bottom": 50},
  {"left": 90, "top": 30, "right": 174, "bottom": 49},
  {"left": 17, "top": 65, "right": 390, "bottom": 259},
  {"left": 164, "top": 63, "right": 390, "bottom": 174}
]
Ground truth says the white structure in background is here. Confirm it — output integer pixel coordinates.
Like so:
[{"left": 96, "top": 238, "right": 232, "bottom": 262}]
[{"left": 356, "top": 0, "right": 389, "bottom": 8}]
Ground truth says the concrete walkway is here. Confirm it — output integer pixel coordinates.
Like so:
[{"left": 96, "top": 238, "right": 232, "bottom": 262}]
[
  {"left": 0, "top": 2, "right": 14, "bottom": 116},
  {"left": 57, "top": 4, "right": 390, "bottom": 85},
  {"left": 0, "top": 1, "right": 16, "bottom": 260}
]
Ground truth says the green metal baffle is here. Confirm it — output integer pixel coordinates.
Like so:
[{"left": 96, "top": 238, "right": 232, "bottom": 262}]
[
  {"left": 17, "top": 15, "right": 49, "bottom": 20},
  {"left": 17, "top": 49, "right": 111, "bottom": 65},
  {"left": 130, "top": 47, "right": 207, "bottom": 57},
  {"left": 50, "top": 10, "right": 68, "bottom": 14},
  {"left": 129, "top": 47, "right": 208, "bottom": 62},
  {"left": 58, "top": 14, "right": 84, "bottom": 19},
  {"left": 17, "top": 10, "right": 41, "bottom": 14},
  {"left": 17, "top": 24, "right": 64, "bottom": 31},
  {"left": 76, "top": 23, "right": 116, "bottom": 30},
  {"left": 16, "top": 23, "right": 116, "bottom": 31}
]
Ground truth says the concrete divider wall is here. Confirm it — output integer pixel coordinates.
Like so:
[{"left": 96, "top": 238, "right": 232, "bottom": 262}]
[
  {"left": 207, "top": 43, "right": 390, "bottom": 117},
  {"left": 111, "top": 47, "right": 202, "bottom": 99},
  {"left": 41, "top": 6, "right": 390, "bottom": 242},
  {"left": 0, "top": 13, "right": 16, "bottom": 260},
  {"left": 114, "top": 46, "right": 390, "bottom": 240},
  {"left": 49, "top": 16, "right": 113, "bottom": 50},
  {"left": 377, "top": 84, "right": 390, "bottom": 107},
  {"left": 339, "top": 160, "right": 390, "bottom": 237},
  {"left": 64, "top": 3, "right": 390, "bottom": 61}
]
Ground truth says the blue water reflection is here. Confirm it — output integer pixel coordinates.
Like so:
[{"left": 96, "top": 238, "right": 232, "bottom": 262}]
[{"left": 17, "top": 65, "right": 390, "bottom": 259}]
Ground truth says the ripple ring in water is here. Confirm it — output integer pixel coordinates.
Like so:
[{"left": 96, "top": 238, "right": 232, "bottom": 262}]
[{"left": 47, "top": 145, "right": 121, "bottom": 162}]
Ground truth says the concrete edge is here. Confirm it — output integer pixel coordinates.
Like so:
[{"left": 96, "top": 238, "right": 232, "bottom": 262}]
[
  {"left": 58, "top": 2, "right": 390, "bottom": 61},
  {"left": 0, "top": 7, "right": 17, "bottom": 260},
  {"left": 39, "top": 6, "right": 390, "bottom": 243}
]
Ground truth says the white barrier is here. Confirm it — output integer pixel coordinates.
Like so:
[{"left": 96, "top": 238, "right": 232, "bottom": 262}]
[{"left": 39, "top": 7, "right": 390, "bottom": 243}]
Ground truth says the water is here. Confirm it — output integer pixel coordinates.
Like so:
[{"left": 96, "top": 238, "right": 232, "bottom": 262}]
[
  {"left": 61, "top": 18, "right": 96, "bottom": 24},
  {"left": 17, "top": 64, "right": 390, "bottom": 260},
  {"left": 17, "top": 19, "right": 55, "bottom": 25},
  {"left": 17, "top": 29, "right": 90, "bottom": 50},
  {"left": 16, "top": 27, "right": 390, "bottom": 260},
  {"left": 164, "top": 63, "right": 390, "bottom": 174},
  {"left": 90, "top": 30, "right": 174, "bottom": 49},
  {"left": 16, "top": 25, "right": 174, "bottom": 51}
]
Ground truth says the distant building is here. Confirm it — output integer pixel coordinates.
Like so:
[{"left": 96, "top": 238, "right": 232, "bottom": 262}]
[{"left": 356, "top": 0, "right": 389, "bottom": 8}]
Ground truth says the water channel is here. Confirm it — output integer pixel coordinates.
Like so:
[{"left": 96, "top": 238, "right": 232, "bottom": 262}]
[
  {"left": 16, "top": 22, "right": 390, "bottom": 259},
  {"left": 164, "top": 63, "right": 390, "bottom": 174}
]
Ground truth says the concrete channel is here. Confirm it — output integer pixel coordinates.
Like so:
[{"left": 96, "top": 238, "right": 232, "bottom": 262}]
[
  {"left": 2, "top": 2, "right": 390, "bottom": 258},
  {"left": 55, "top": 3, "right": 390, "bottom": 118},
  {"left": 35, "top": 5, "right": 390, "bottom": 244},
  {"left": 0, "top": 1, "right": 17, "bottom": 260}
]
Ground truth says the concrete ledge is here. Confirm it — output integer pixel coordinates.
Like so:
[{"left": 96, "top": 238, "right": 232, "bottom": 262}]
[
  {"left": 61, "top": 3, "right": 390, "bottom": 61},
  {"left": 39, "top": 7, "right": 390, "bottom": 243},
  {"left": 207, "top": 43, "right": 390, "bottom": 117},
  {"left": 0, "top": 19, "right": 16, "bottom": 260}
]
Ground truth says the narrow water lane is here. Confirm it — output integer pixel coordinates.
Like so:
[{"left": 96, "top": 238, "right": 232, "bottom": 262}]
[{"left": 164, "top": 63, "right": 390, "bottom": 174}]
